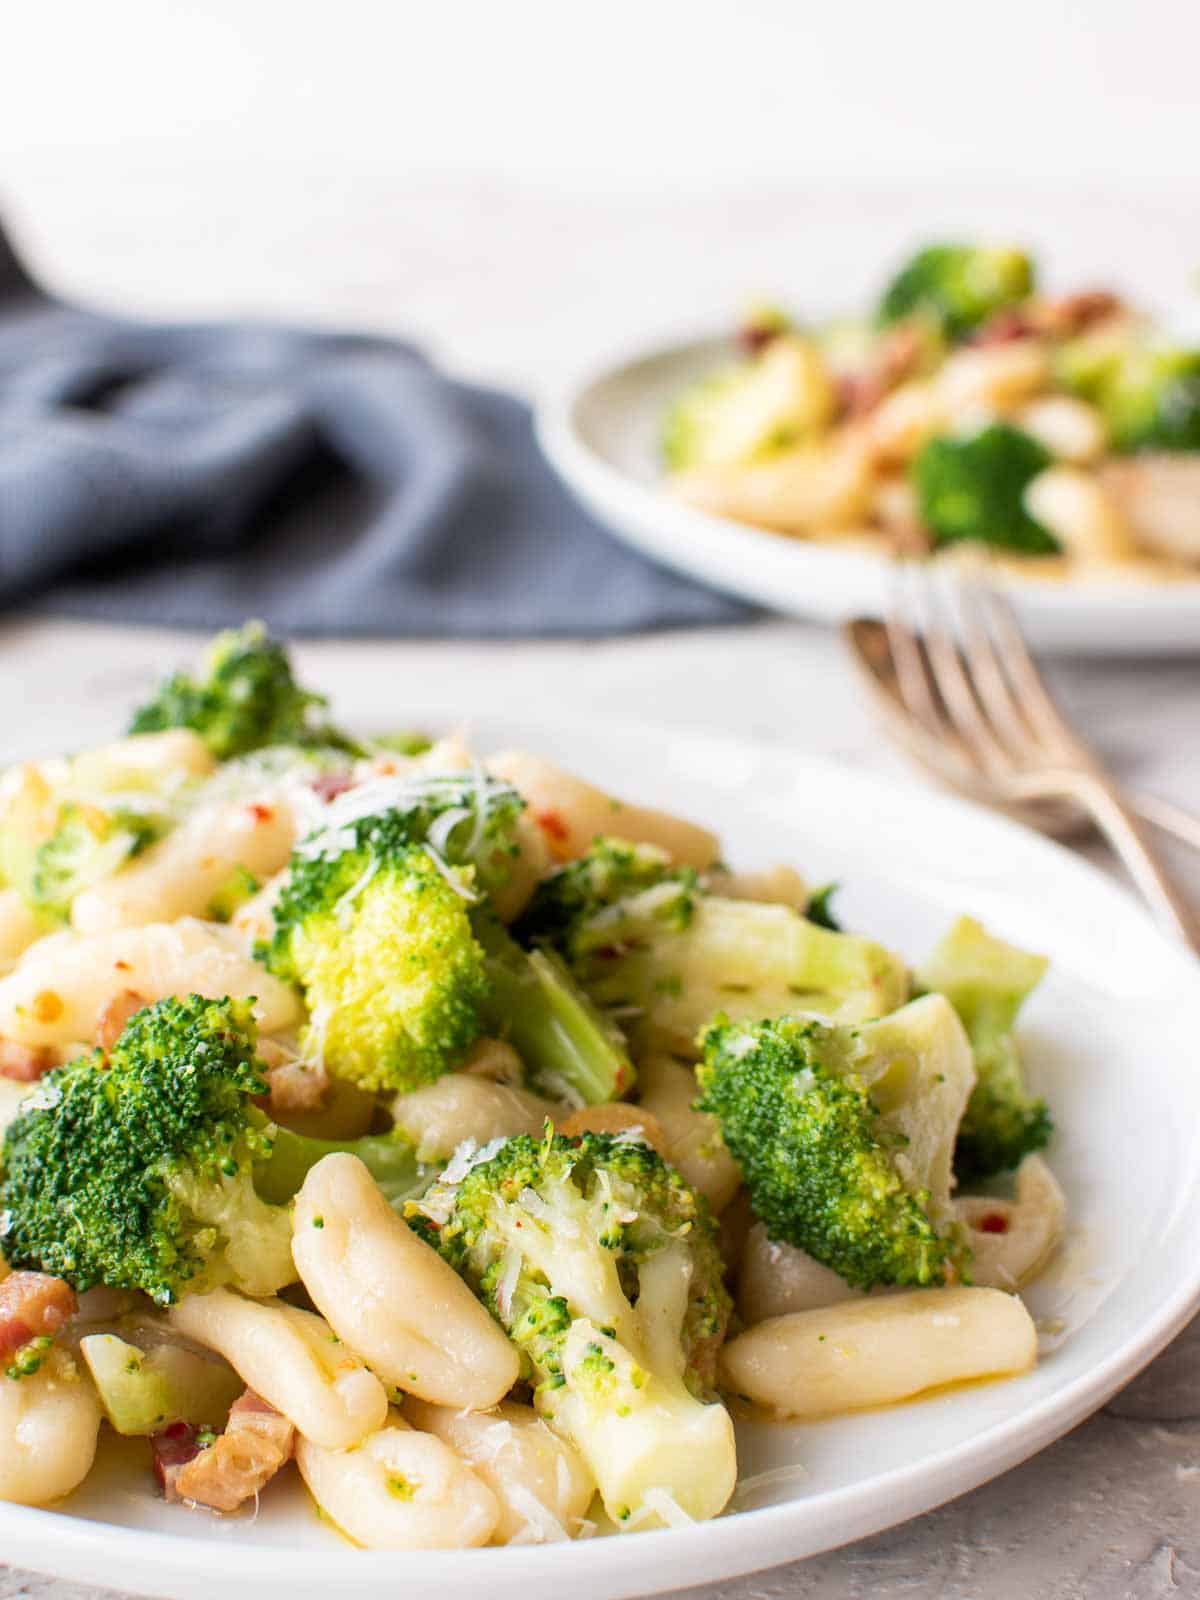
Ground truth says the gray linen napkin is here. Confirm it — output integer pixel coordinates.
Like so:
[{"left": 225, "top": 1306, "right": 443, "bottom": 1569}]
[{"left": 0, "top": 226, "right": 750, "bottom": 636}]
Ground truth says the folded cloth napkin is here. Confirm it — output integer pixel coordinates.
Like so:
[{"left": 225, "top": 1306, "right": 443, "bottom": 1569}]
[{"left": 0, "top": 225, "right": 750, "bottom": 636}]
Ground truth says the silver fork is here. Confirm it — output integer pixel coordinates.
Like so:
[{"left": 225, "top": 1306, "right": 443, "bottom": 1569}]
[{"left": 843, "top": 564, "right": 1200, "bottom": 953}]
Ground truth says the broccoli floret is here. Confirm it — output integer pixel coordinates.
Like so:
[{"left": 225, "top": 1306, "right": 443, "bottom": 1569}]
[
  {"left": 662, "top": 335, "right": 834, "bottom": 471},
  {"left": 409, "top": 1130, "right": 736, "bottom": 1526},
  {"left": 878, "top": 243, "right": 1035, "bottom": 341},
  {"left": 0, "top": 995, "right": 428, "bottom": 1305},
  {"left": 697, "top": 995, "right": 975, "bottom": 1289},
  {"left": 30, "top": 802, "right": 162, "bottom": 920},
  {"left": 266, "top": 843, "right": 487, "bottom": 1095},
  {"left": 262, "top": 772, "right": 530, "bottom": 1093},
  {"left": 514, "top": 837, "right": 694, "bottom": 953},
  {"left": 128, "top": 622, "right": 360, "bottom": 760},
  {"left": 1059, "top": 333, "right": 1200, "bottom": 453},
  {"left": 265, "top": 776, "right": 635, "bottom": 1103},
  {"left": 0, "top": 995, "right": 293, "bottom": 1305},
  {"left": 911, "top": 423, "right": 1059, "bottom": 555},
  {"left": 532, "top": 854, "right": 908, "bottom": 1054},
  {"left": 918, "top": 915, "right": 1050, "bottom": 1182}
]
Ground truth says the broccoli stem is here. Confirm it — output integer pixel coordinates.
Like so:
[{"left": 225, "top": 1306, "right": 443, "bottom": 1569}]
[
  {"left": 254, "top": 1122, "right": 425, "bottom": 1209},
  {"left": 475, "top": 918, "right": 634, "bottom": 1105}
]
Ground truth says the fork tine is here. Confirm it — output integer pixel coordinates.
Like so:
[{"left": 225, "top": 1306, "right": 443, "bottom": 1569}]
[
  {"left": 882, "top": 563, "right": 948, "bottom": 740},
  {"left": 973, "top": 583, "right": 1084, "bottom": 752},
  {"left": 954, "top": 576, "right": 1046, "bottom": 757},
  {"left": 899, "top": 564, "right": 1015, "bottom": 772}
]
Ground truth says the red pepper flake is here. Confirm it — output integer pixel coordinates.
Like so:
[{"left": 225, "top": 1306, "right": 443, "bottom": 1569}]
[
  {"left": 246, "top": 802, "right": 274, "bottom": 823},
  {"left": 534, "top": 809, "right": 570, "bottom": 845},
  {"left": 977, "top": 1212, "right": 1010, "bottom": 1234}
]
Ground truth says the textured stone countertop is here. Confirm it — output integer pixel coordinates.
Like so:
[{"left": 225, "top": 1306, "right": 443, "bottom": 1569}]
[{"left": 1, "top": 172, "right": 1199, "bottom": 1599}]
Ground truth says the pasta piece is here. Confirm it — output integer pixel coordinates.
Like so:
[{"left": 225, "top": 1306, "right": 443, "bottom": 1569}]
[
  {"left": 1016, "top": 396, "right": 1106, "bottom": 465},
  {"left": 168, "top": 1289, "right": 388, "bottom": 1450},
  {"left": 488, "top": 751, "right": 719, "bottom": 868},
  {"left": 460, "top": 1036, "right": 525, "bottom": 1085},
  {"left": 292, "top": 1154, "right": 520, "bottom": 1409},
  {"left": 720, "top": 1287, "right": 1036, "bottom": 1419},
  {"left": 1100, "top": 455, "right": 1200, "bottom": 565},
  {"left": 957, "top": 1155, "right": 1066, "bottom": 1290},
  {"left": 0, "top": 917, "right": 301, "bottom": 1047},
  {"left": 229, "top": 870, "right": 287, "bottom": 953},
  {"left": 935, "top": 341, "right": 1050, "bottom": 415},
  {"left": 0, "top": 1348, "right": 102, "bottom": 1506},
  {"left": 0, "top": 890, "right": 47, "bottom": 975},
  {"left": 390, "top": 1076, "right": 559, "bottom": 1163},
  {"left": 736, "top": 1221, "right": 864, "bottom": 1324},
  {"left": 637, "top": 1054, "right": 741, "bottom": 1214},
  {"left": 670, "top": 436, "right": 875, "bottom": 538},
  {"left": 296, "top": 1413, "right": 499, "bottom": 1550},
  {"left": 864, "top": 379, "right": 946, "bottom": 465},
  {"left": 1024, "top": 467, "right": 1135, "bottom": 563},
  {"left": 489, "top": 811, "right": 551, "bottom": 924},
  {"left": 404, "top": 1398, "right": 594, "bottom": 1545},
  {"left": 71, "top": 797, "right": 297, "bottom": 934},
  {"left": 706, "top": 864, "right": 810, "bottom": 911},
  {"left": 68, "top": 730, "right": 215, "bottom": 791}
]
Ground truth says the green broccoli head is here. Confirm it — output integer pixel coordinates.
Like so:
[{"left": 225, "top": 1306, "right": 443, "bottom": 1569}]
[
  {"left": 128, "top": 622, "right": 361, "bottom": 760},
  {"left": 267, "top": 844, "right": 488, "bottom": 1095},
  {"left": 918, "top": 915, "right": 1051, "bottom": 1182},
  {"left": 29, "top": 802, "right": 163, "bottom": 920},
  {"left": 261, "top": 772, "right": 528, "bottom": 1093},
  {"left": 878, "top": 243, "right": 1035, "bottom": 340},
  {"left": 697, "top": 995, "right": 975, "bottom": 1290},
  {"left": 0, "top": 995, "right": 295, "bottom": 1305},
  {"left": 514, "top": 836, "right": 697, "bottom": 956},
  {"left": 410, "top": 1129, "right": 736, "bottom": 1526},
  {"left": 912, "top": 423, "right": 1059, "bottom": 555},
  {"left": 1059, "top": 333, "right": 1200, "bottom": 453}
]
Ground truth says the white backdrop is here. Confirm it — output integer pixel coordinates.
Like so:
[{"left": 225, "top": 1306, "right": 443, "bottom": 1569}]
[
  {"left": 5, "top": 0, "right": 1198, "bottom": 186},
  {"left": 1, "top": 0, "right": 1197, "bottom": 387}
]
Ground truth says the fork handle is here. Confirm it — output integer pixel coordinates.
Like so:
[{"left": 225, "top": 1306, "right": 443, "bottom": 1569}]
[
  {"left": 1079, "top": 777, "right": 1200, "bottom": 953},
  {"left": 1130, "top": 791, "right": 1200, "bottom": 854}
]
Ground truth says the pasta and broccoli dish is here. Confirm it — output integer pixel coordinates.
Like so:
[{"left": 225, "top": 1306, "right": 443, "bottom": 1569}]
[
  {"left": 662, "top": 241, "right": 1200, "bottom": 576},
  {"left": 0, "top": 625, "right": 1062, "bottom": 1546}
]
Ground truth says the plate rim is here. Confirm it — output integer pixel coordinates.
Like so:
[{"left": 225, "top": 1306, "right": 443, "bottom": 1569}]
[{"left": 4, "top": 717, "right": 1200, "bottom": 1598}]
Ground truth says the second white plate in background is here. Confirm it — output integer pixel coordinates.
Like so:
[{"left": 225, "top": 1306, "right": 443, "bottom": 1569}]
[{"left": 537, "top": 334, "right": 1200, "bottom": 655}]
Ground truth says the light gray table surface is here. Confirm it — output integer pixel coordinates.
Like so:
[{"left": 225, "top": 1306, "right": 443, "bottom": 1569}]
[{"left": 0, "top": 172, "right": 1198, "bottom": 1599}]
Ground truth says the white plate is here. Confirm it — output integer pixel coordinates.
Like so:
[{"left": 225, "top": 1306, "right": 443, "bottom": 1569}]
[
  {"left": 536, "top": 334, "right": 1200, "bottom": 655},
  {"left": 5, "top": 715, "right": 1200, "bottom": 1600}
]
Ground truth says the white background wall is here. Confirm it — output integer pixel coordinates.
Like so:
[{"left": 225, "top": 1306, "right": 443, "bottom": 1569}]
[
  {"left": 5, "top": 0, "right": 1199, "bottom": 187},
  {"left": 1, "top": 1, "right": 1196, "bottom": 387}
]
